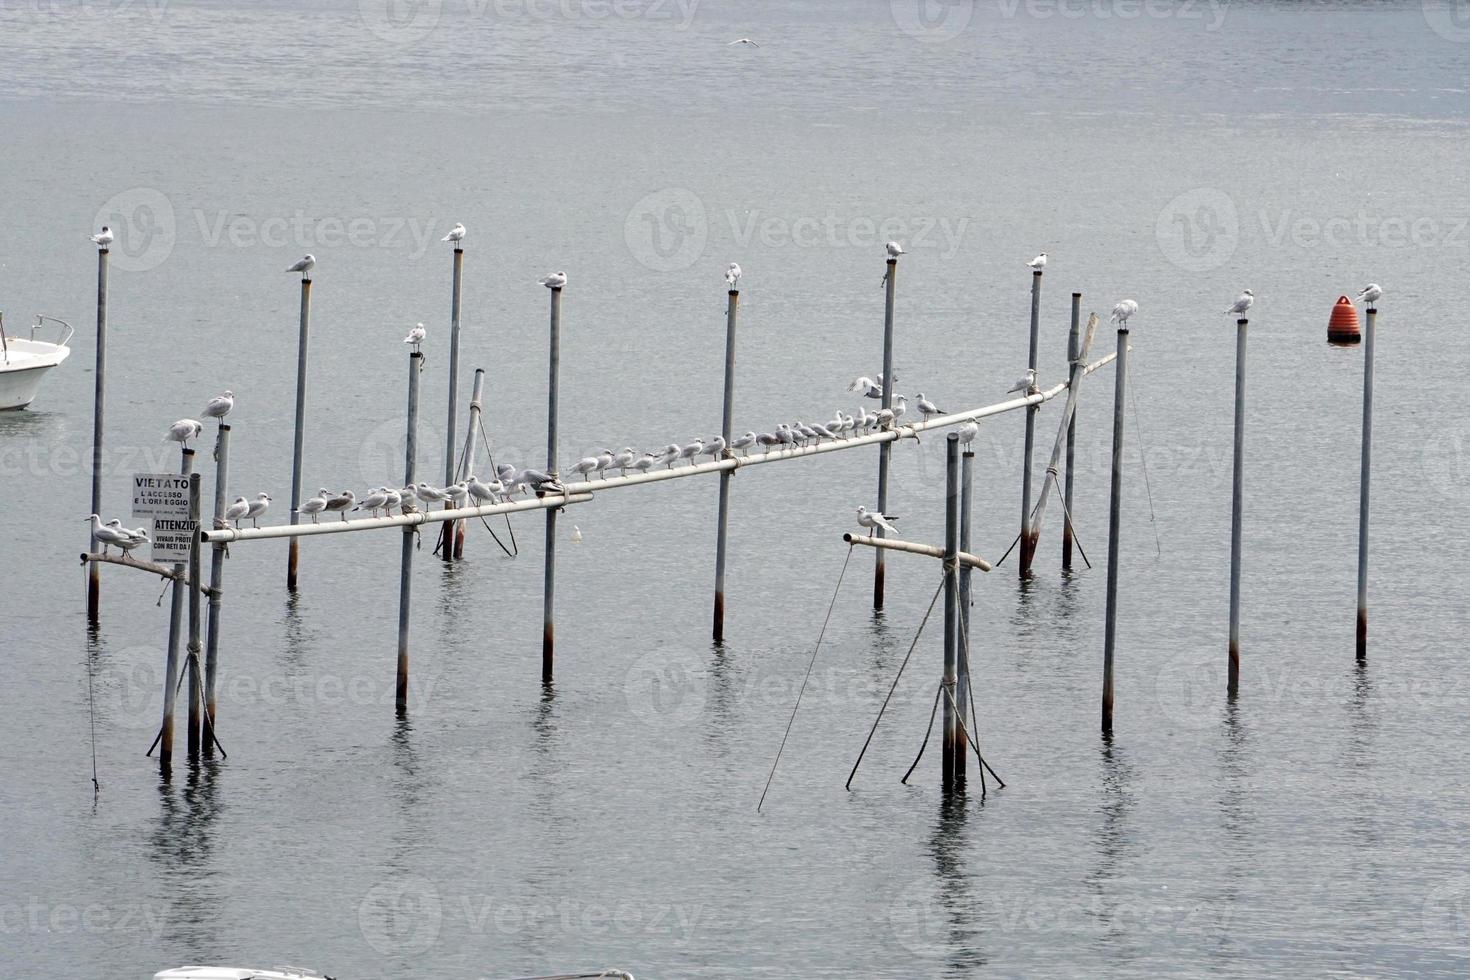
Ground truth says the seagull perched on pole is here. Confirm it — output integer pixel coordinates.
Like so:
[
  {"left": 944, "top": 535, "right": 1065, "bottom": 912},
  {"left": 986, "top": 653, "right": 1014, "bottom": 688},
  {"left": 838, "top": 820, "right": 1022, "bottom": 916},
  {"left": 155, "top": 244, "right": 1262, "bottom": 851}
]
[
  {"left": 855, "top": 506, "right": 899, "bottom": 536},
  {"left": 678, "top": 439, "right": 704, "bottom": 465},
  {"left": 467, "top": 475, "right": 501, "bottom": 504},
  {"left": 538, "top": 271, "right": 567, "bottom": 289},
  {"left": 301, "top": 490, "right": 329, "bottom": 523},
  {"left": 442, "top": 223, "right": 466, "bottom": 245},
  {"left": 245, "top": 492, "right": 271, "bottom": 528},
  {"left": 324, "top": 490, "right": 355, "bottom": 520},
  {"left": 404, "top": 323, "right": 426, "bottom": 352},
  {"left": 202, "top": 390, "right": 233, "bottom": 421},
  {"left": 165, "top": 418, "right": 203, "bottom": 449},
  {"left": 1027, "top": 253, "right": 1047, "bottom": 271},
  {"left": 886, "top": 241, "right": 905, "bottom": 258},
  {"left": 916, "top": 393, "right": 944, "bottom": 420},
  {"left": 223, "top": 496, "right": 249, "bottom": 528},
  {"left": 1110, "top": 299, "right": 1139, "bottom": 327},
  {"left": 725, "top": 263, "right": 742, "bottom": 288},
  {"left": 90, "top": 226, "right": 114, "bottom": 247},
  {"left": 355, "top": 488, "right": 389, "bottom": 518},
  {"left": 1356, "top": 283, "right": 1382, "bottom": 306},
  {"left": 958, "top": 420, "right": 979, "bottom": 447},
  {"left": 118, "top": 527, "right": 149, "bottom": 558},
  {"left": 286, "top": 254, "right": 315, "bottom": 276},
  {"left": 1008, "top": 369, "right": 1037, "bottom": 395},
  {"left": 87, "top": 515, "right": 131, "bottom": 555},
  {"left": 1224, "top": 290, "right": 1254, "bottom": 316}
]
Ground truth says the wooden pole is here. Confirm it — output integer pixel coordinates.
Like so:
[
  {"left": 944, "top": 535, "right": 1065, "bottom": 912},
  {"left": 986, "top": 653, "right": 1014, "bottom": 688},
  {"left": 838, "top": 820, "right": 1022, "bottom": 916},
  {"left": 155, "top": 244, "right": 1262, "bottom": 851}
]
[
  {"left": 712, "top": 288, "right": 739, "bottom": 642},
  {"left": 1102, "top": 326, "right": 1129, "bottom": 735},
  {"left": 542, "top": 285, "right": 562, "bottom": 684},
  {"left": 203, "top": 423, "right": 230, "bottom": 755},
  {"left": 87, "top": 245, "right": 109, "bottom": 624},
  {"left": 874, "top": 256, "right": 897, "bottom": 610},
  {"left": 287, "top": 275, "right": 311, "bottom": 590},
  {"left": 396, "top": 351, "right": 421, "bottom": 714},
  {"left": 1063, "top": 293, "right": 1081, "bottom": 570}
]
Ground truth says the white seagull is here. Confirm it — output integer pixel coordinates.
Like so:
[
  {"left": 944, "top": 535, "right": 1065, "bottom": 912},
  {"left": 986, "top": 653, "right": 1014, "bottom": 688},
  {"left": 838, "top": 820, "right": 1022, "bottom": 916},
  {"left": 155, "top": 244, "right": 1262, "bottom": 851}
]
[
  {"left": 442, "top": 223, "right": 466, "bottom": 245},
  {"left": 886, "top": 241, "right": 905, "bottom": 258},
  {"left": 324, "top": 490, "right": 356, "bottom": 520},
  {"left": 245, "top": 492, "right": 271, "bottom": 528},
  {"left": 442, "top": 481, "right": 469, "bottom": 508},
  {"left": 855, "top": 506, "right": 898, "bottom": 536},
  {"left": 571, "top": 525, "right": 583, "bottom": 543},
  {"left": 90, "top": 226, "right": 114, "bottom": 247},
  {"left": 727, "top": 37, "right": 759, "bottom": 46},
  {"left": 725, "top": 263, "right": 742, "bottom": 288},
  {"left": 286, "top": 254, "right": 315, "bottom": 276},
  {"left": 202, "top": 390, "right": 233, "bottom": 421},
  {"left": 1356, "top": 283, "right": 1382, "bottom": 305},
  {"left": 165, "top": 419, "right": 203, "bottom": 449},
  {"left": 223, "top": 496, "right": 250, "bottom": 528},
  {"left": 916, "top": 393, "right": 944, "bottom": 419},
  {"left": 731, "top": 431, "right": 756, "bottom": 454},
  {"left": 538, "top": 271, "right": 568, "bottom": 289},
  {"left": 355, "top": 488, "right": 389, "bottom": 518},
  {"left": 1224, "top": 290, "right": 1254, "bottom": 316},
  {"left": 678, "top": 439, "right": 704, "bottom": 465},
  {"left": 958, "top": 420, "right": 979, "bottom": 447},
  {"left": 1007, "top": 368, "right": 1037, "bottom": 394},
  {"left": 87, "top": 515, "right": 132, "bottom": 555},
  {"left": 1110, "top": 299, "right": 1139, "bottom": 327},
  {"left": 1027, "top": 253, "right": 1048, "bottom": 271},
  {"left": 301, "top": 490, "right": 329, "bottom": 523},
  {"left": 847, "top": 376, "right": 881, "bottom": 398},
  {"left": 118, "top": 527, "right": 149, "bottom": 558},
  {"left": 404, "top": 323, "right": 426, "bottom": 352},
  {"left": 467, "top": 475, "right": 501, "bottom": 504},
  {"left": 572, "top": 455, "right": 600, "bottom": 480}
]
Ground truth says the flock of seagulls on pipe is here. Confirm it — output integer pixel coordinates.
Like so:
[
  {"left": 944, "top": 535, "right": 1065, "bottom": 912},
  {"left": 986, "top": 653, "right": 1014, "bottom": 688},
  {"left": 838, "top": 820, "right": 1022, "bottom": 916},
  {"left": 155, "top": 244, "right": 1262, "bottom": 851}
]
[{"left": 87, "top": 514, "right": 149, "bottom": 557}]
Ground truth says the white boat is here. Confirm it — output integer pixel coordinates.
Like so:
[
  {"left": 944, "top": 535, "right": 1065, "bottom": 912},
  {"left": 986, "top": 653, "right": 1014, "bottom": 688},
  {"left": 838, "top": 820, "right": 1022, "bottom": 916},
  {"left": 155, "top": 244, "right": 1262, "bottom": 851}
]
[
  {"left": 0, "top": 313, "right": 72, "bottom": 410},
  {"left": 153, "top": 969, "right": 333, "bottom": 980}
]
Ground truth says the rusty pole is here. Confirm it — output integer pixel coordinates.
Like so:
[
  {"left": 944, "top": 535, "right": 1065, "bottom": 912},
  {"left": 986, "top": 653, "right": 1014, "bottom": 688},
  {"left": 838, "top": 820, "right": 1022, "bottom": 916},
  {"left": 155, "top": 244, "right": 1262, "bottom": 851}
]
[
  {"left": 1227, "top": 317, "right": 1248, "bottom": 697},
  {"left": 942, "top": 432, "right": 961, "bottom": 790},
  {"left": 453, "top": 367, "right": 486, "bottom": 559},
  {"left": 1101, "top": 325, "right": 1129, "bottom": 735},
  {"left": 203, "top": 423, "right": 230, "bottom": 755},
  {"left": 874, "top": 256, "right": 897, "bottom": 610},
  {"left": 1019, "top": 268, "right": 1043, "bottom": 577},
  {"left": 286, "top": 274, "right": 311, "bottom": 590},
  {"left": 1063, "top": 293, "right": 1080, "bottom": 570},
  {"left": 440, "top": 245, "right": 464, "bottom": 561},
  {"left": 159, "top": 448, "right": 195, "bottom": 776},
  {"left": 542, "top": 285, "right": 562, "bottom": 684},
  {"left": 1357, "top": 307, "right": 1376, "bottom": 660},
  {"left": 87, "top": 244, "right": 109, "bottom": 625},
  {"left": 712, "top": 288, "right": 739, "bottom": 642},
  {"left": 185, "top": 470, "right": 203, "bottom": 759},
  {"left": 396, "top": 350, "right": 422, "bottom": 715},
  {"left": 956, "top": 445, "right": 973, "bottom": 789}
]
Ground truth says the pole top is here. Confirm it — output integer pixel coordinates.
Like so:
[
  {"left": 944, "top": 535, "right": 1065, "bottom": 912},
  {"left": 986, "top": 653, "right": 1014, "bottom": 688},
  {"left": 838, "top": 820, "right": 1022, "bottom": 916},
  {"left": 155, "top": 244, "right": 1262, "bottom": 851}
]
[
  {"left": 728, "top": 289, "right": 739, "bottom": 296},
  {"left": 947, "top": 431, "right": 959, "bottom": 443},
  {"left": 1033, "top": 269, "right": 1043, "bottom": 276},
  {"left": 1366, "top": 307, "right": 1377, "bottom": 315},
  {"left": 1072, "top": 291, "right": 1081, "bottom": 297},
  {"left": 410, "top": 350, "right": 423, "bottom": 359},
  {"left": 183, "top": 447, "right": 196, "bottom": 457},
  {"left": 1237, "top": 318, "right": 1249, "bottom": 326},
  {"left": 887, "top": 258, "right": 897, "bottom": 266}
]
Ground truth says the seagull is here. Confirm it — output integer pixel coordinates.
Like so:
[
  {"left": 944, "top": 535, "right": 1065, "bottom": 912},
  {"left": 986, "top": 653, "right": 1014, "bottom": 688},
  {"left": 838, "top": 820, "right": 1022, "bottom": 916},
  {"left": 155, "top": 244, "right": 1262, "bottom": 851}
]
[
  {"left": 398, "top": 488, "right": 419, "bottom": 515},
  {"left": 809, "top": 422, "right": 837, "bottom": 441},
  {"left": 656, "top": 444, "right": 681, "bottom": 469},
  {"left": 90, "top": 226, "right": 114, "bottom": 247},
  {"left": 467, "top": 475, "right": 501, "bottom": 504},
  {"left": 756, "top": 431, "right": 780, "bottom": 451},
  {"left": 1008, "top": 368, "right": 1037, "bottom": 394},
  {"left": 891, "top": 394, "right": 908, "bottom": 423},
  {"left": 631, "top": 453, "right": 658, "bottom": 474},
  {"left": 301, "top": 490, "right": 329, "bottom": 523},
  {"left": 775, "top": 424, "right": 795, "bottom": 447},
  {"left": 223, "top": 496, "right": 249, "bottom": 528},
  {"left": 701, "top": 436, "right": 726, "bottom": 458},
  {"left": 678, "top": 439, "right": 704, "bottom": 465},
  {"left": 1224, "top": 290, "right": 1254, "bottom": 316},
  {"left": 404, "top": 323, "right": 426, "bottom": 352},
  {"left": 727, "top": 37, "right": 759, "bottom": 46},
  {"left": 165, "top": 419, "right": 203, "bottom": 449},
  {"left": 855, "top": 506, "right": 899, "bottom": 536},
  {"left": 382, "top": 487, "right": 402, "bottom": 512},
  {"left": 538, "top": 271, "right": 567, "bottom": 289},
  {"left": 324, "top": 490, "right": 355, "bottom": 520},
  {"left": 916, "top": 393, "right": 944, "bottom": 419},
  {"left": 725, "top": 263, "right": 742, "bottom": 288},
  {"left": 730, "top": 431, "right": 756, "bottom": 454},
  {"left": 1027, "top": 253, "right": 1047, "bottom": 271},
  {"left": 202, "top": 390, "right": 233, "bottom": 421},
  {"left": 847, "top": 376, "right": 881, "bottom": 398},
  {"left": 355, "top": 488, "right": 389, "bottom": 518},
  {"left": 1110, "top": 299, "right": 1139, "bottom": 327},
  {"left": 286, "top": 254, "right": 315, "bottom": 276},
  {"left": 886, "top": 241, "right": 905, "bottom": 258},
  {"left": 958, "top": 420, "right": 979, "bottom": 447},
  {"left": 442, "top": 481, "right": 469, "bottom": 508},
  {"left": 87, "top": 515, "right": 131, "bottom": 555},
  {"left": 415, "top": 482, "right": 448, "bottom": 506},
  {"left": 875, "top": 408, "right": 895, "bottom": 429},
  {"left": 1356, "top": 283, "right": 1383, "bottom": 305},
  {"left": 572, "top": 455, "right": 600, "bottom": 480},
  {"left": 118, "top": 527, "right": 149, "bottom": 558},
  {"left": 245, "top": 492, "right": 271, "bottom": 528},
  {"left": 571, "top": 525, "right": 583, "bottom": 543},
  {"left": 592, "top": 448, "right": 616, "bottom": 478},
  {"left": 442, "top": 223, "right": 466, "bottom": 245}
]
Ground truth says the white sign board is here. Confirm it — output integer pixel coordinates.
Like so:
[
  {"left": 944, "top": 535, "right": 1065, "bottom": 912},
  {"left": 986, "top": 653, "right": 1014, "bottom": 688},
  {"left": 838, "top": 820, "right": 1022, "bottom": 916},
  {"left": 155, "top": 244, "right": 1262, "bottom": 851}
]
[{"left": 132, "top": 473, "right": 196, "bottom": 563}]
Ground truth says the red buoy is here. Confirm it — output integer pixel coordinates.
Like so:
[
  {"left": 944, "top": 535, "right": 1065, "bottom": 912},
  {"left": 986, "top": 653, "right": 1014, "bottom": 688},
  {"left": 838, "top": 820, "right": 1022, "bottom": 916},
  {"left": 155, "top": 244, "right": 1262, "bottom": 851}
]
[{"left": 1328, "top": 296, "right": 1360, "bottom": 345}]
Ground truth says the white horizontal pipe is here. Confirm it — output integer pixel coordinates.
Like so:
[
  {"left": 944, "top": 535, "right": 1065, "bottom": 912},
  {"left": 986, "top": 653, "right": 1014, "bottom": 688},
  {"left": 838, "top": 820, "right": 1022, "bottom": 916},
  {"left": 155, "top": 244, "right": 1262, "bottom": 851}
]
[
  {"left": 842, "top": 532, "right": 993, "bottom": 572},
  {"left": 200, "top": 492, "right": 593, "bottom": 543}
]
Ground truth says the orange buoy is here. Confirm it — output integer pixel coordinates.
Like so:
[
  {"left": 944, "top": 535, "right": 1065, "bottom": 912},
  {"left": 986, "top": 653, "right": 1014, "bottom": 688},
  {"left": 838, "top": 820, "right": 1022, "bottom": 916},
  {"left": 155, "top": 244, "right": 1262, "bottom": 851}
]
[{"left": 1328, "top": 295, "right": 1360, "bottom": 345}]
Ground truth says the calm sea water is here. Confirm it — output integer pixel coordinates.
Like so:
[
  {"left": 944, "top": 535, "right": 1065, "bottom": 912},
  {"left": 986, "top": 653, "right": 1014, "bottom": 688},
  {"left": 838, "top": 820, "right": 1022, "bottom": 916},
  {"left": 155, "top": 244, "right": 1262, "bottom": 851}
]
[{"left": 3, "top": 1, "right": 1470, "bottom": 977}]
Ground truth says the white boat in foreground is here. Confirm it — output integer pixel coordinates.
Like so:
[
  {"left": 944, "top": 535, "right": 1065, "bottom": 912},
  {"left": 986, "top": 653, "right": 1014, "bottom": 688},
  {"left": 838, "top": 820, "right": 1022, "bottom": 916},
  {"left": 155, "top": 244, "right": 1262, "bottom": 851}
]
[{"left": 0, "top": 313, "right": 72, "bottom": 410}]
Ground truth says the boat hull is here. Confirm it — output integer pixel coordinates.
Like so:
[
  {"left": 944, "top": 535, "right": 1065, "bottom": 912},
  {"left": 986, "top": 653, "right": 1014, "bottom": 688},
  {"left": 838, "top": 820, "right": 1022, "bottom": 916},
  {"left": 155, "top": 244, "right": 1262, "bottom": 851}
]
[{"left": 0, "top": 340, "right": 70, "bottom": 409}]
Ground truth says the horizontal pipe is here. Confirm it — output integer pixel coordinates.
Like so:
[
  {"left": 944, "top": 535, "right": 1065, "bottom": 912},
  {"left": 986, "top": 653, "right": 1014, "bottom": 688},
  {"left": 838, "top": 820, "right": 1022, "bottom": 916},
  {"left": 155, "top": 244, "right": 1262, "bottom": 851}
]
[
  {"left": 79, "top": 552, "right": 223, "bottom": 595},
  {"left": 200, "top": 493, "right": 593, "bottom": 543},
  {"left": 843, "top": 532, "right": 992, "bottom": 572}
]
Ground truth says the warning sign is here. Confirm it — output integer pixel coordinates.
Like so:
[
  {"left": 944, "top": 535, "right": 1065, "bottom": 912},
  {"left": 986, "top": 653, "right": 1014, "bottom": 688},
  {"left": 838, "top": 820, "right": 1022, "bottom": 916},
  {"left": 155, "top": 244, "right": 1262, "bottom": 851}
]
[
  {"left": 132, "top": 473, "right": 191, "bottom": 519},
  {"left": 150, "top": 517, "right": 198, "bottom": 563}
]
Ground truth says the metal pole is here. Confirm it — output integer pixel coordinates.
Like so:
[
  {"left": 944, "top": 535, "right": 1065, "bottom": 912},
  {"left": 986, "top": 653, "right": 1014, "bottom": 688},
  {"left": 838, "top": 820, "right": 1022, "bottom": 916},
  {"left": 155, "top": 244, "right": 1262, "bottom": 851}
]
[
  {"left": 874, "top": 257, "right": 897, "bottom": 610},
  {"left": 942, "top": 432, "right": 960, "bottom": 790},
  {"left": 1101, "top": 327, "right": 1129, "bottom": 735},
  {"left": 396, "top": 351, "right": 421, "bottom": 714},
  {"left": 1063, "top": 293, "right": 1080, "bottom": 571},
  {"left": 1019, "top": 268, "right": 1042, "bottom": 577},
  {"left": 203, "top": 423, "right": 230, "bottom": 756},
  {"left": 454, "top": 367, "right": 485, "bottom": 559},
  {"left": 87, "top": 246, "right": 108, "bottom": 624},
  {"left": 1227, "top": 318, "right": 1248, "bottom": 696},
  {"left": 441, "top": 246, "right": 464, "bottom": 561},
  {"left": 287, "top": 275, "right": 311, "bottom": 590},
  {"left": 1357, "top": 307, "right": 1376, "bottom": 660},
  {"left": 542, "top": 286, "right": 562, "bottom": 684},
  {"left": 186, "top": 471, "right": 202, "bottom": 760},
  {"left": 712, "top": 288, "right": 739, "bottom": 642},
  {"left": 957, "top": 447, "right": 973, "bottom": 788},
  {"left": 159, "top": 448, "right": 194, "bottom": 776}
]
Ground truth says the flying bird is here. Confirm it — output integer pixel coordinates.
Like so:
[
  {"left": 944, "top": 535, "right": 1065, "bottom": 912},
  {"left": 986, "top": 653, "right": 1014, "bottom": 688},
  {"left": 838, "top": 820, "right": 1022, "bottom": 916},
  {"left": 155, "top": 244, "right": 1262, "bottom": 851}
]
[
  {"left": 727, "top": 37, "right": 759, "bottom": 46},
  {"left": 725, "top": 262, "right": 742, "bottom": 288},
  {"left": 442, "top": 223, "right": 466, "bottom": 245},
  {"left": 90, "top": 226, "right": 114, "bottom": 247},
  {"left": 855, "top": 506, "right": 899, "bottom": 536},
  {"left": 286, "top": 254, "right": 315, "bottom": 275},
  {"left": 538, "top": 271, "right": 568, "bottom": 289},
  {"left": 1224, "top": 290, "right": 1254, "bottom": 316},
  {"left": 404, "top": 323, "right": 426, "bottom": 352},
  {"left": 1356, "top": 283, "right": 1382, "bottom": 305},
  {"left": 1027, "top": 253, "right": 1048, "bottom": 271},
  {"left": 165, "top": 419, "right": 203, "bottom": 449},
  {"left": 1110, "top": 299, "right": 1139, "bottom": 327}
]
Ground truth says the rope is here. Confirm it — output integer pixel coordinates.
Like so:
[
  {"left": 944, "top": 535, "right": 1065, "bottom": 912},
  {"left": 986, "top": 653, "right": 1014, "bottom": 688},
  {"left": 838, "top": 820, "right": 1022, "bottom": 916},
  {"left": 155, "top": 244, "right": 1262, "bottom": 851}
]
[
  {"left": 955, "top": 576, "right": 1006, "bottom": 789},
  {"left": 476, "top": 420, "right": 518, "bottom": 557},
  {"left": 1126, "top": 354, "right": 1162, "bottom": 556},
  {"left": 845, "top": 574, "right": 946, "bottom": 790},
  {"left": 900, "top": 682, "right": 944, "bottom": 785},
  {"left": 757, "top": 545, "right": 854, "bottom": 812},
  {"left": 1049, "top": 470, "right": 1091, "bottom": 570}
]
